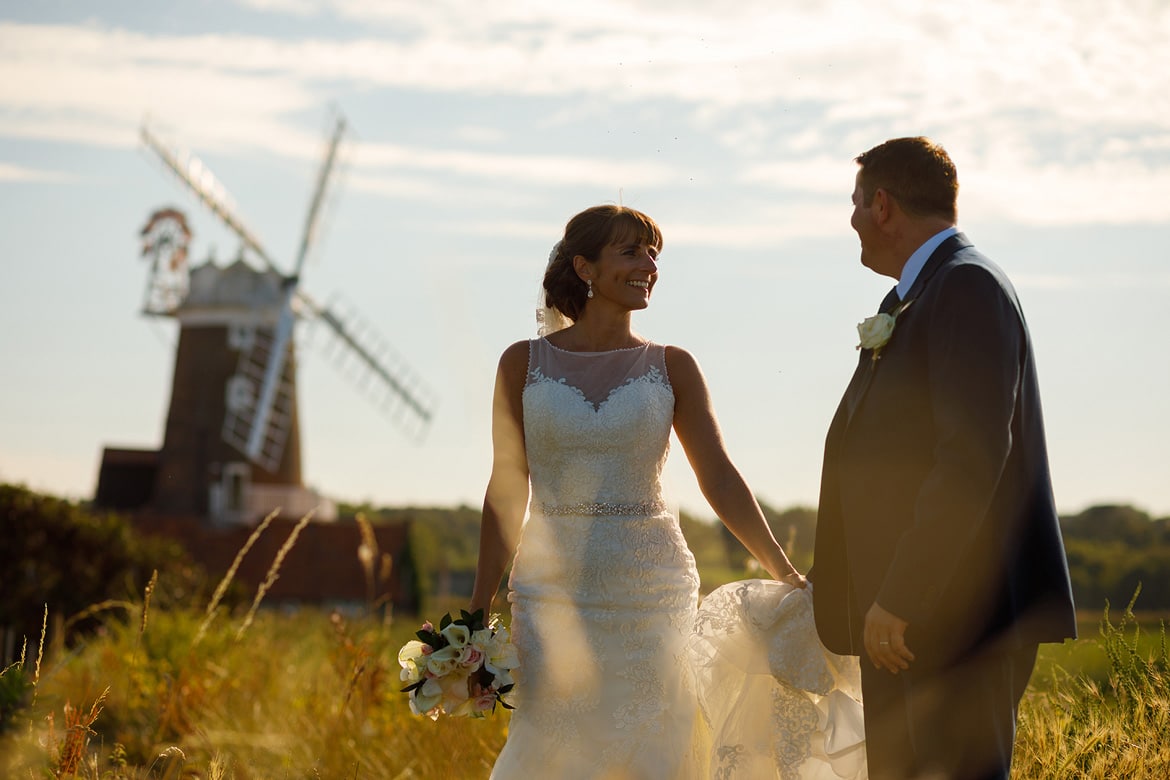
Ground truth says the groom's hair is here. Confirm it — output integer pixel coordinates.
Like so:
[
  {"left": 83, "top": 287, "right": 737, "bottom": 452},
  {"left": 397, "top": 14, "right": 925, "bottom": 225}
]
[{"left": 856, "top": 137, "right": 958, "bottom": 222}]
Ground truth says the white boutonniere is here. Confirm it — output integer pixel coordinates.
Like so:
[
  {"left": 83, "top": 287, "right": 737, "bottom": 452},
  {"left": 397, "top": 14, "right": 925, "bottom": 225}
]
[{"left": 856, "top": 299, "right": 914, "bottom": 362}]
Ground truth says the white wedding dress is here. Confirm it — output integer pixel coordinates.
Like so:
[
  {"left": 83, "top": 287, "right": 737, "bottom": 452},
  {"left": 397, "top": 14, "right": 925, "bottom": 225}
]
[{"left": 490, "top": 338, "right": 866, "bottom": 779}]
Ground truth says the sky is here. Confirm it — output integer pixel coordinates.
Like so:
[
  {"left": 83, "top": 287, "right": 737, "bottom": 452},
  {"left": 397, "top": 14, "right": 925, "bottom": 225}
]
[{"left": 1, "top": 0, "right": 1168, "bottom": 522}]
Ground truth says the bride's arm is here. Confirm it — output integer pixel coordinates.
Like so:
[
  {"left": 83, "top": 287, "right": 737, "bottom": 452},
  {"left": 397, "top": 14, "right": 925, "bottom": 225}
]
[
  {"left": 470, "top": 341, "right": 532, "bottom": 614},
  {"left": 666, "top": 345, "right": 804, "bottom": 585}
]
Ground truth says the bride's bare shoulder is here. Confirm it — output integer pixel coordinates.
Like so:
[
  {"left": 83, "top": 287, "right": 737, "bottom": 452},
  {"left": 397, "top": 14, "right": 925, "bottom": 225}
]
[
  {"left": 664, "top": 346, "right": 712, "bottom": 402},
  {"left": 664, "top": 344, "right": 702, "bottom": 377},
  {"left": 498, "top": 339, "right": 531, "bottom": 376},
  {"left": 499, "top": 339, "right": 530, "bottom": 361}
]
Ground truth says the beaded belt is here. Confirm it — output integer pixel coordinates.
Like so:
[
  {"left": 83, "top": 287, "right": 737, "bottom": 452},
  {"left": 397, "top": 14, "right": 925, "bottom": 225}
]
[{"left": 539, "top": 499, "right": 668, "bottom": 517}]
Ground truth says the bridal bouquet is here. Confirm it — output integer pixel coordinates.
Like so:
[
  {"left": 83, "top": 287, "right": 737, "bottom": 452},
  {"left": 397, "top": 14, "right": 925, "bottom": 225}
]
[{"left": 398, "top": 608, "right": 519, "bottom": 719}]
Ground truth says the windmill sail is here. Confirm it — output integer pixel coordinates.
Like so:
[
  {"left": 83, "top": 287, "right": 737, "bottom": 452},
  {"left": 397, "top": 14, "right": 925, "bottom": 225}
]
[
  {"left": 139, "top": 118, "right": 436, "bottom": 479},
  {"left": 245, "top": 116, "right": 349, "bottom": 463},
  {"left": 311, "top": 298, "right": 435, "bottom": 440},
  {"left": 222, "top": 323, "right": 297, "bottom": 473},
  {"left": 140, "top": 125, "right": 276, "bottom": 271}
]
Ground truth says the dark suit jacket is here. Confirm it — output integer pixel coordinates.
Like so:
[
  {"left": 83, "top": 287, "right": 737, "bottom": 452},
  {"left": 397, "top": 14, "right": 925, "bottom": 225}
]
[{"left": 812, "top": 233, "right": 1077, "bottom": 663}]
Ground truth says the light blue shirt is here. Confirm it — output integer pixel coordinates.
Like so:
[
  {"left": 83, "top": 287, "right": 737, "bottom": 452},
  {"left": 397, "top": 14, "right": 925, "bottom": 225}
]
[{"left": 896, "top": 226, "right": 959, "bottom": 300}]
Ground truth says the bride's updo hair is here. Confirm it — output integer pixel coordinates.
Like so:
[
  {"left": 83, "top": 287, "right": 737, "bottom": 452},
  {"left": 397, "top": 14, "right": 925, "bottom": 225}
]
[{"left": 543, "top": 205, "right": 663, "bottom": 323}]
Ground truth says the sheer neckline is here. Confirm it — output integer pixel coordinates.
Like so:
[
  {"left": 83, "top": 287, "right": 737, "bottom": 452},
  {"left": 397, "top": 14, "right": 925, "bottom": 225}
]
[{"left": 540, "top": 336, "right": 652, "bottom": 356}]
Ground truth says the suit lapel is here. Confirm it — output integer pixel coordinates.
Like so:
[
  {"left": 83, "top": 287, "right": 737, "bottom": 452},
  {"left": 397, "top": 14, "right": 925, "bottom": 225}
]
[
  {"left": 841, "top": 232, "right": 971, "bottom": 428},
  {"left": 842, "top": 356, "right": 873, "bottom": 426},
  {"left": 842, "top": 286, "right": 900, "bottom": 424}
]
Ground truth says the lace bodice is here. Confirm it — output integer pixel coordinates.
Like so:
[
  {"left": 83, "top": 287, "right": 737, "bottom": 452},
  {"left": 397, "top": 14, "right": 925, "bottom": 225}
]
[{"left": 522, "top": 337, "right": 674, "bottom": 511}]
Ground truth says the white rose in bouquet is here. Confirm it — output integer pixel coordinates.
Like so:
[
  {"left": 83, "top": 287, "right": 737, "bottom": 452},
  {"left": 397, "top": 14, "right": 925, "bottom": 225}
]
[{"left": 410, "top": 677, "right": 444, "bottom": 717}]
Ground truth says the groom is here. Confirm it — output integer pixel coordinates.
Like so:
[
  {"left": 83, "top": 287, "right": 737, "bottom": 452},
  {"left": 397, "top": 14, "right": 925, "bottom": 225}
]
[{"left": 811, "top": 137, "right": 1077, "bottom": 780}]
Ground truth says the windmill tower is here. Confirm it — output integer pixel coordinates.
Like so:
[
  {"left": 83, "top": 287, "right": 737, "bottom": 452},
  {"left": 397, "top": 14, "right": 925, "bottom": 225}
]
[{"left": 99, "top": 118, "right": 434, "bottom": 526}]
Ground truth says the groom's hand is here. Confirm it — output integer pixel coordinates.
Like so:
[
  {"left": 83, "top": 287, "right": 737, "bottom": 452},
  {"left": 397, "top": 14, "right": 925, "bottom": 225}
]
[{"left": 864, "top": 602, "right": 914, "bottom": 674}]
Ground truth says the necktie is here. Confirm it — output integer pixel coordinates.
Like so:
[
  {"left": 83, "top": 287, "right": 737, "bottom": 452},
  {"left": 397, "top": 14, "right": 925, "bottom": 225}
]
[{"left": 878, "top": 286, "right": 901, "bottom": 315}]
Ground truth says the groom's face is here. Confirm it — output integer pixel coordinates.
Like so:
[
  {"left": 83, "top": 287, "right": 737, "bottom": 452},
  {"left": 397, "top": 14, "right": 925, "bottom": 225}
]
[{"left": 850, "top": 173, "right": 881, "bottom": 273}]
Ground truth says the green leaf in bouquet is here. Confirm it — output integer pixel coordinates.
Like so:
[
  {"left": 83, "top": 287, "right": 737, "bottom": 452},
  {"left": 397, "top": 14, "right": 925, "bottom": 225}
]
[
  {"left": 439, "top": 612, "right": 453, "bottom": 630},
  {"left": 459, "top": 607, "right": 486, "bottom": 629}
]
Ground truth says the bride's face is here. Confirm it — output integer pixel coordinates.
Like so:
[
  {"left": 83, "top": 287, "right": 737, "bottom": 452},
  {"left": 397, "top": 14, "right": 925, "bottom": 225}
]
[{"left": 587, "top": 236, "right": 661, "bottom": 310}]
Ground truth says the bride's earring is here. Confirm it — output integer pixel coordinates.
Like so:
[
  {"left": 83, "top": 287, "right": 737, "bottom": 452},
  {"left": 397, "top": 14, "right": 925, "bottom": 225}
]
[{"left": 586, "top": 279, "right": 594, "bottom": 299}]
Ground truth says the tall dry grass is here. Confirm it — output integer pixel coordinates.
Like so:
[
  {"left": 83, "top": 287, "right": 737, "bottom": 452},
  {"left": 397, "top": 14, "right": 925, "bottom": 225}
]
[
  {"left": 2, "top": 514, "right": 1168, "bottom": 777},
  {"left": 1014, "top": 590, "right": 1170, "bottom": 778},
  {"left": 0, "top": 509, "right": 509, "bottom": 778}
]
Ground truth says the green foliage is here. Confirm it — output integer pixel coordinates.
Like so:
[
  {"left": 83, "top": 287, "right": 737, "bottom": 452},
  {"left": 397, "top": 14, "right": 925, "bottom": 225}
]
[
  {"left": 678, "top": 510, "right": 738, "bottom": 591},
  {"left": 0, "top": 483, "right": 204, "bottom": 649},
  {"left": 1061, "top": 504, "right": 1170, "bottom": 546},
  {"left": 1061, "top": 504, "right": 1170, "bottom": 611},
  {"left": 682, "top": 501, "right": 816, "bottom": 590},
  {"left": 339, "top": 500, "right": 1170, "bottom": 614},
  {"left": 0, "top": 662, "right": 31, "bottom": 735},
  {"left": 345, "top": 499, "right": 814, "bottom": 607},
  {"left": 761, "top": 503, "right": 817, "bottom": 573}
]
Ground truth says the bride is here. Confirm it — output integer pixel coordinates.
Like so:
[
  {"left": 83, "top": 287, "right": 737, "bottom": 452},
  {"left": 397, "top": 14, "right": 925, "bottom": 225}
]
[{"left": 470, "top": 205, "right": 865, "bottom": 779}]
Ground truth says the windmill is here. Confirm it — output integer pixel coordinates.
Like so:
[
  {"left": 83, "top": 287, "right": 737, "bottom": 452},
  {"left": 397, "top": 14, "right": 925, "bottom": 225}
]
[{"left": 98, "top": 117, "right": 435, "bottom": 526}]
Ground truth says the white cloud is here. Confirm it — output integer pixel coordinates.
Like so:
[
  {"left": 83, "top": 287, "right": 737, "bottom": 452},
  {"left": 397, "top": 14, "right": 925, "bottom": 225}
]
[
  {"left": 451, "top": 204, "right": 843, "bottom": 248},
  {"left": 961, "top": 148, "right": 1170, "bottom": 226},
  {"left": 354, "top": 140, "right": 674, "bottom": 188},
  {"left": 237, "top": 0, "right": 320, "bottom": 15},
  {"left": 2, "top": 0, "right": 1169, "bottom": 229},
  {"left": 0, "top": 161, "right": 71, "bottom": 182},
  {"left": 665, "top": 203, "right": 845, "bottom": 247},
  {"left": 1013, "top": 272, "right": 1170, "bottom": 291},
  {"left": 738, "top": 156, "right": 852, "bottom": 196},
  {"left": 7, "top": 2, "right": 1168, "bottom": 115}
]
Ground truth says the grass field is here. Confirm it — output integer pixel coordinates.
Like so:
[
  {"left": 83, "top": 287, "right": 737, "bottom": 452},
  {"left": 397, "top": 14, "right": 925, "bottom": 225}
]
[
  {"left": 1029, "top": 608, "right": 1168, "bottom": 688},
  {"left": 2, "top": 586, "right": 1167, "bottom": 778}
]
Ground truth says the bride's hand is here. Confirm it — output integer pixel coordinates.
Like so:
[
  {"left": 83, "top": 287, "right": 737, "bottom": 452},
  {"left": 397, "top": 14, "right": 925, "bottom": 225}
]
[{"left": 778, "top": 569, "right": 808, "bottom": 589}]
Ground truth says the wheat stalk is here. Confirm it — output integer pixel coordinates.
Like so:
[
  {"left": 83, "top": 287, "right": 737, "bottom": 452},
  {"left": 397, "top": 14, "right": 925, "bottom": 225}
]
[
  {"left": 235, "top": 509, "right": 316, "bottom": 642},
  {"left": 148, "top": 746, "right": 187, "bottom": 780},
  {"left": 30, "top": 604, "right": 46, "bottom": 710},
  {"left": 61, "top": 600, "right": 136, "bottom": 634},
  {"left": 378, "top": 551, "right": 395, "bottom": 625},
  {"left": 208, "top": 753, "right": 229, "bottom": 780},
  {"left": 141, "top": 569, "right": 158, "bottom": 639},
  {"left": 194, "top": 508, "right": 279, "bottom": 647},
  {"left": 0, "top": 638, "right": 27, "bottom": 680},
  {"left": 355, "top": 512, "right": 378, "bottom": 609},
  {"left": 54, "top": 686, "right": 110, "bottom": 776}
]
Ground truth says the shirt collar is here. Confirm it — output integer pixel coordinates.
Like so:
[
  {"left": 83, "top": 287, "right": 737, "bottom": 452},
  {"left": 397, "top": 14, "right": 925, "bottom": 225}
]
[{"left": 896, "top": 226, "right": 959, "bottom": 300}]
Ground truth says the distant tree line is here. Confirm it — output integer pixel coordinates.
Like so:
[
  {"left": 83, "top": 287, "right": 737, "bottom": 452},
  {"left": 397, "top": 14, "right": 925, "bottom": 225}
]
[
  {"left": 746, "top": 501, "right": 1170, "bottom": 613},
  {"left": 259, "top": 498, "right": 1170, "bottom": 614},
  {"left": 1059, "top": 504, "right": 1170, "bottom": 612},
  {"left": 3, "top": 484, "right": 1167, "bottom": 662}
]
